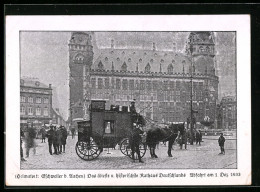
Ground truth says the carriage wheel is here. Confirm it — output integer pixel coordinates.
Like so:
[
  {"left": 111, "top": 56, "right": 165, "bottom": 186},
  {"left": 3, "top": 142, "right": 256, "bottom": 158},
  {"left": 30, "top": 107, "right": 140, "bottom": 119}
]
[
  {"left": 75, "top": 137, "right": 102, "bottom": 161},
  {"left": 120, "top": 138, "right": 131, "bottom": 156},
  {"left": 120, "top": 138, "right": 146, "bottom": 160}
]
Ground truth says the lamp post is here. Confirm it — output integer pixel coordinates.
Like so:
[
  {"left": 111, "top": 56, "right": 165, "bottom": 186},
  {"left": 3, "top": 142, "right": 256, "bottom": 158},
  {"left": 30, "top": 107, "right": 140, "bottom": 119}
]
[{"left": 189, "top": 42, "right": 194, "bottom": 145}]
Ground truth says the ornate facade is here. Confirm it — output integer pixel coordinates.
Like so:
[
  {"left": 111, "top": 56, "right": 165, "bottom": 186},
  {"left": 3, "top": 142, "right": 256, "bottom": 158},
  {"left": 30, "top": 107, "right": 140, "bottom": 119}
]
[{"left": 69, "top": 32, "right": 219, "bottom": 126}]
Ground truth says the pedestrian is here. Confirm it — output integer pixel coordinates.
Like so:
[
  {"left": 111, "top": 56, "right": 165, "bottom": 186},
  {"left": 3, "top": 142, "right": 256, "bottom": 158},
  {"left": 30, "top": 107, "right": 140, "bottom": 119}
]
[
  {"left": 25, "top": 126, "right": 37, "bottom": 158},
  {"left": 130, "top": 123, "right": 144, "bottom": 163},
  {"left": 71, "top": 127, "right": 75, "bottom": 139},
  {"left": 56, "top": 126, "right": 63, "bottom": 154},
  {"left": 218, "top": 133, "right": 225, "bottom": 155},
  {"left": 52, "top": 126, "right": 59, "bottom": 155},
  {"left": 61, "top": 126, "right": 68, "bottom": 153},
  {"left": 180, "top": 128, "right": 187, "bottom": 150},
  {"left": 20, "top": 129, "right": 26, "bottom": 161},
  {"left": 46, "top": 126, "right": 55, "bottom": 155},
  {"left": 195, "top": 130, "right": 201, "bottom": 145},
  {"left": 40, "top": 126, "right": 46, "bottom": 143}
]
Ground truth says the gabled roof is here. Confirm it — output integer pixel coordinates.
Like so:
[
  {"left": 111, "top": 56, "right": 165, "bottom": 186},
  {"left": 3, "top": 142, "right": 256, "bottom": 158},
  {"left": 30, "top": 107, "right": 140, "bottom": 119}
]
[{"left": 93, "top": 48, "right": 191, "bottom": 73}]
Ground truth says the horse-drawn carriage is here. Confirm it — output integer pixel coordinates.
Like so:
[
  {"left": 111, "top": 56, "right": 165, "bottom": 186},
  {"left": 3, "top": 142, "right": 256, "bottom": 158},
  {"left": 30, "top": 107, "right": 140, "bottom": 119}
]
[{"left": 75, "top": 100, "right": 146, "bottom": 161}]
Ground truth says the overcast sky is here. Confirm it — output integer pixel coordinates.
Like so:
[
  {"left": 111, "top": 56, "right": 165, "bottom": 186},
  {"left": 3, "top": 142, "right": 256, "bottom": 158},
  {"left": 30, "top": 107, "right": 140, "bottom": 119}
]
[{"left": 20, "top": 32, "right": 236, "bottom": 119}]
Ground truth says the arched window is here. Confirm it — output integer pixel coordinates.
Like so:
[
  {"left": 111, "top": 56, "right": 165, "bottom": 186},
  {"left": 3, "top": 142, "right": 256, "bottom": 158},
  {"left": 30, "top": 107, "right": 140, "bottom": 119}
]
[
  {"left": 121, "top": 62, "right": 127, "bottom": 71},
  {"left": 105, "top": 57, "right": 108, "bottom": 61},
  {"left": 98, "top": 61, "right": 104, "bottom": 70},
  {"left": 199, "top": 46, "right": 204, "bottom": 52},
  {"left": 172, "top": 59, "right": 175, "bottom": 63},
  {"left": 167, "top": 64, "right": 173, "bottom": 74},
  {"left": 206, "top": 46, "right": 210, "bottom": 53},
  {"left": 145, "top": 63, "right": 151, "bottom": 72}
]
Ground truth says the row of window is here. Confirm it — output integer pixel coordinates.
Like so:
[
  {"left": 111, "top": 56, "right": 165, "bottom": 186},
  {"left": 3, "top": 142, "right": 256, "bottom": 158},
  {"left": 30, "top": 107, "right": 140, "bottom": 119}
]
[
  {"left": 91, "top": 78, "right": 204, "bottom": 90},
  {"left": 20, "top": 106, "right": 49, "bottom": 116},
  {"left": 20, "top": 96, "right": 49, "bottom": 104}
]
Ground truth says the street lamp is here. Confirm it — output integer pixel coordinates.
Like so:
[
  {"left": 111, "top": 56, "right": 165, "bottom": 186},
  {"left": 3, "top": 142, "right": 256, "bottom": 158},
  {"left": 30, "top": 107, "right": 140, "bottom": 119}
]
[{"left": 189, "top": 42, "right": 194, "bottom": 145}]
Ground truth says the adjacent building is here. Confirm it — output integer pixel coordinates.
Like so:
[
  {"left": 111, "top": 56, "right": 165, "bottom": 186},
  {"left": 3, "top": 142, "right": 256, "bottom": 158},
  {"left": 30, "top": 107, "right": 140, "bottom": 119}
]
[
  {"left": 20, "top": 78, "right": 52, "bottom": 129},
  {"left": 217, "top": 95, "right": 237, "bottom": 129},
  {"left": 68, "top": 32, "right": 219, "bottom": 126}
]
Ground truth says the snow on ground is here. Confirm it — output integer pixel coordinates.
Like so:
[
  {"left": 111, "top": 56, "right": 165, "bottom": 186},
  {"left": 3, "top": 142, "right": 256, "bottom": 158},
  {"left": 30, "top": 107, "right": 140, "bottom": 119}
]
[{"left": 21, "top": 135, "right": 236, "bottom": 169}]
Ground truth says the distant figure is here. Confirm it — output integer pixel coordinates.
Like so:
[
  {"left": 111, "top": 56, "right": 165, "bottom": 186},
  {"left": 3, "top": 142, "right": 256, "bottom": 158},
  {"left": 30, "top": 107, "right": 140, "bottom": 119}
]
[
  {"left": 46, "top": 126, "right": 55, "bottom": 155},
  {"left": 40, "top": 126, "right": 46, "bottom": 143},
  {"left": 218, "top": 133, "right": 226, "bottom": 155},
  {"left": 179, "top": 128, "right": 187, "bottom": 150},
  {"left": 20, "top": 129, "right": 26, "bottom": 161},
  {"left": 60, "top": 126, "right": 68, "bottom": 153},
  {"left": 195, "top": 130, "right": 202, "bottom": 145},
  {"left": 56, "top": 127, "right": 63, "bottom": 154},
  {"left": 130, "top": 123, "right": 144, "bottom": 163},
  {"left": 25, "top": 127, "right": 37, "bottom": 158},
  {"left": 71, "top": 128, "right": 76, "bottom": 139}
]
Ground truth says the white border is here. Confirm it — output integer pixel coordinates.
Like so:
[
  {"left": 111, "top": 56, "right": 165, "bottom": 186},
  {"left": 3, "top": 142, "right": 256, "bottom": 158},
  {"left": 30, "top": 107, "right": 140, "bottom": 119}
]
[{"left": 5, "top": 15, "right": 251, "bottom": 186}]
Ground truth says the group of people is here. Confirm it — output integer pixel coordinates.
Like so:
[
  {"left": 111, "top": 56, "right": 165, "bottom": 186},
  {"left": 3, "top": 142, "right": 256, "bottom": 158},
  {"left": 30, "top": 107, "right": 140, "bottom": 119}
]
[
  {"left": 46, "top": 125, "right": 68, "bottom": 155},
  {"left": 177, "top": 128, "right": 203, "bottom": 150}
]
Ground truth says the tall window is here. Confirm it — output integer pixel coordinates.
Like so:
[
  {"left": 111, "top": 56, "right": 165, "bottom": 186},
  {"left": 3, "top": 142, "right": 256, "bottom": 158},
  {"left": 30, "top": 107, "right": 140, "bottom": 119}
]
[
  {"left": 153, "top": 80, "right": 158, "bottom": 90},
  {"left": 36, "top": 107, "right": 41, "bottom": 116},
  {"left": 105, "top": 78, "right": 109, "bottom": 89},
  {"left": 28, "top": 107, "right": 33, "bottom": 115},
  {"left": 140, "top": 80, "right": 145, "bottom": 90},
  {"left": 129, "top": 80, "right": 134, "bottom": 90},
  {"left": 20, "top": 106, "right": 25, "bottom": 115},
  {"left": 122, "top": 79, "right": 128, "bottom": 90},
  {"left": 116, "top": 79, "right": 121, "bottom": 89},
  {"left": 169, "top": 81, "right": 175, "bottom": 90},
  {"left": 98, "top": 78, "right": 103, "bottom": 89},
  {"left": 28, "top": 97, "right": 34, "bottom": 103},
  {"left": 44, "top": 98, "right": 49, "bottom": 104},
  {"left": 146, "top": 80, "right": 152, "bottom": 91},
  {"left": 36, "top": 97, "right": 41, "bottom": 104},
  {"left": 163, "top": 81, "right": 168, "bottom": 90},
  {"left": 44, "top": 107, "right": 48, "bottom": 116},
  {"left": 91, "top": 78, "right": 96, "bottom": 89},
  {"left": 20, "top": 96, "right": 26, "bottom": 103}
]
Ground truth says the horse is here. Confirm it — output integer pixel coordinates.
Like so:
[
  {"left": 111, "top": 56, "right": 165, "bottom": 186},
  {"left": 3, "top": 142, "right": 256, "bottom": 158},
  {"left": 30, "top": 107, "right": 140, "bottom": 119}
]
[{"left": 146, "top": 123, "right": 185, "bottom": 158}]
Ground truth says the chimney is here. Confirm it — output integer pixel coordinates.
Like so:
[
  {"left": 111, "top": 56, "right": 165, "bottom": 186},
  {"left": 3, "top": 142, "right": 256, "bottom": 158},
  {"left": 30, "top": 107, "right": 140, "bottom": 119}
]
[
  {"left": 111, "top": 39, "right": 114, "bottom": 49},
  {"left": 49, "top": 84, "right": 52, "bottom": 88},
  {"left": 152, "top": 42, "right": 156, "bottom": 51}
]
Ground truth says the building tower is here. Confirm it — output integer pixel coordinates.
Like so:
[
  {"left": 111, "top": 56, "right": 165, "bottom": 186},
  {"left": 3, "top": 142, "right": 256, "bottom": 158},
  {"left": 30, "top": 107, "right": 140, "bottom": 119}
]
[
  {"left": 68, "top": 32, "right": 93, "bottom": 124},
  {"left": 187, "top": 31, "right": 218, "bottom": 125}
]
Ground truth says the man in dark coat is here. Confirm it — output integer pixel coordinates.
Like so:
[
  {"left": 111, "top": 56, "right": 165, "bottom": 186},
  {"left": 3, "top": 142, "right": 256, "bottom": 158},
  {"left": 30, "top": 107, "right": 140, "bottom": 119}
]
[
  {"left": 179, "top": 128, "right": 187, "bottom": 150},
  {"left": 195, "top": 130, "right": 202, "bottom": 145},
  {"left": 25, "top": 126, "right": 37, "bottom": 157},
  {"left": 60, "top": 126, "right": 68, "bottom": 153},
  {"left": 40, "top": 126, "right": 46, "bottom": 143},
  {"left": 71, "top": 127, "right": 76, "bottom": 139},
  {"left": 46, "top": 126, "right": 55, "bottom": 155},
  {"left": 130, "top": 123, "right": 144, "bottom": 163},
  {"left": 52, "top": 126, "right": 59, "bottom": 155},
  {"left": 218, "top": 133, "right": 226, "bottom": 155}
]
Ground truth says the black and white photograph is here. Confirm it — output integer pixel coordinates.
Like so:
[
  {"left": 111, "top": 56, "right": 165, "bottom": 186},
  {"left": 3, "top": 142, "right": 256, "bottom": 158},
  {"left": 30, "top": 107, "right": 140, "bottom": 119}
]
[{"left": 5, "top": 15, "right": 251, "bottom": 186}]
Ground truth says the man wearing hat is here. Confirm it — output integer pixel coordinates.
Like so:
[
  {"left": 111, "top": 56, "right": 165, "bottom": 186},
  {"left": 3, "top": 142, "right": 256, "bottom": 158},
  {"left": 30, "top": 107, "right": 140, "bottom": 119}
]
[
  {"left": 130, "top": 123, "right": 144, "bottom": 163},
  {"left": 40, "top": 126, "right": 46, "bottom": 143},
  {"left": 218, "top": 133, "right": 226, "bottom": 155},
  {"left": 46, "top": 125, "right": 55, "bottom": 155}
]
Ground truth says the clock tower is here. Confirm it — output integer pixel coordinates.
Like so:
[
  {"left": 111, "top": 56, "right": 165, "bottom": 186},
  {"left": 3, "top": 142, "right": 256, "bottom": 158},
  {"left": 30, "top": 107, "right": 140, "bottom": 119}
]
[{"left": 68, "top": 32, "right": 93, "bottom": 123}]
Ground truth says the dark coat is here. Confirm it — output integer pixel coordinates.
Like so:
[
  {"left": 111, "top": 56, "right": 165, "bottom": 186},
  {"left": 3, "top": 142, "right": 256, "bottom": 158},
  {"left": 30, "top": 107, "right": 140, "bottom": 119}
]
[
  {"left": 61, "top": 128, "right": 68, "bottom": 145},
  {"left": 218, "top": 136, "right": 225, "bottom": 146},
  {"left": 46, "top": 129, "right": 55, "bottom": 143},
  {"left": 130, "top": 127, "right": 144, "bottom": 146},
  {"left": 56, "top": 129, "right": 63, "bottom": 146}
]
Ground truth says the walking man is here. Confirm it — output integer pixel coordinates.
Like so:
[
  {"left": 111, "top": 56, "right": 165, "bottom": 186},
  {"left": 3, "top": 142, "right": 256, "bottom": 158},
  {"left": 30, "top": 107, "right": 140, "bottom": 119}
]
[
  {"left": 46, "top": 126, "right": 55, "bottom": 155},
  {"left": 61, "top": 126, "right": 68, "bottom": 153},
  {"left": 25, "top": 126, "right": 37, "bottom": 158},
  {"left": 218, "top": 133, "right": 226, "bottom": 155},
  {"left": 130, "top": 123, "right": 144, "bottom": 163}
]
